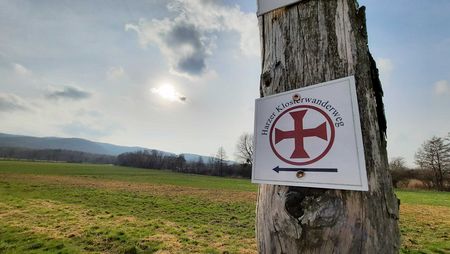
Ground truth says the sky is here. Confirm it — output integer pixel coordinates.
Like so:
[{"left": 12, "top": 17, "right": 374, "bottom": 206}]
[{"left": 0, "top": 0, "right": 449, "bottom": 166}]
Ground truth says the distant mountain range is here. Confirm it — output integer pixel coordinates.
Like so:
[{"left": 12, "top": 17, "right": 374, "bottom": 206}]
[{"left": 0, "top": 133, "right": 223, "bottom": 163}]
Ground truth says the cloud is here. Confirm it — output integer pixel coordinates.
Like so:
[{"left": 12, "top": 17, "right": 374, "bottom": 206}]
[
  {"left": 13, "top": 63, "right": 31, "bottom": 76},
  {"left": 60, "top": 121, "right": 112, "bottom": 138},
  {"left": 46, "top": 86, "right": 91, "bottom": 100},
  {"left": 433, "top": 80, "right": 450, "bottom": 96},
  {"left": 0, "top": 93, "right": 28, "bottom": 112},
  {"left": 376, "top": 58, "right": 394, "bottom": 86},
  {"left": 126, "top": 18, "right": 209, "bottom": 77},
  {"left": 125, "top": 0, "right": 258, "bottom": 77},
  {"left": 106, "top": 66, "right": 125, "bottom": 80},
  {"left": 165, "top": 22, "right": 207, "bottom": 75}
]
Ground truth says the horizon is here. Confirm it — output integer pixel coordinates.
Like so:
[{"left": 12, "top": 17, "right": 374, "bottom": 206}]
[
  {"left": 1, "top": 0, "right": 449, "bottom": 167},
  {"left": 0, "top": 131, "right": 221, "bottom": 158}
]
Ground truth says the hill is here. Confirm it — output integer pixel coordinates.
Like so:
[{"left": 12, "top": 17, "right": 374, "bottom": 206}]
[
  {"left": 0, "top": 133, "right": 149, "bottom": 156},
  {"left": 0, "top": 133, "right": 229, "bottom": 163}
]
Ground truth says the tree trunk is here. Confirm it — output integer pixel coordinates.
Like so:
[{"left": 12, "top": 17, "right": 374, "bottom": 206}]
[{"left": 256, "top": 0, "right": 400, "bottom": 253}]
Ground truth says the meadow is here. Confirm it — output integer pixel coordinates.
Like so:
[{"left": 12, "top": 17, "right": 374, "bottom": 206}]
[{"left": 0, "top": 161, "right": 449, "bottom": 253}]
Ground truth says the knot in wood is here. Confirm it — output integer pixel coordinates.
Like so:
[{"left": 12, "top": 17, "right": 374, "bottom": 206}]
[
  {"left": 261, "top": 71, "right": 272, "bottom": 87},
  {"left": 300, "top": 196, "right": 343, "bottom": 228}
]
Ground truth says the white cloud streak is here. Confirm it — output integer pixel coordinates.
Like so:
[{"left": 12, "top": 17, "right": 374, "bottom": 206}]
[
  {"left": 106, "top": 66, "right": 125, "bottom": 80},
  {"left": 60, "top": 121, "right": 113, "bottom": 138},
  {"left": 377, "top": 58, "right": 394, "bottom": 86},
  {"left": 13, "top": 63, "right": 31, "bottom": 76},
  {"left": 433, "top": 80, "right": 449, "bottom": 96},
  {"left": 0, "top": 93, "right": 29, "bottom": 112}
]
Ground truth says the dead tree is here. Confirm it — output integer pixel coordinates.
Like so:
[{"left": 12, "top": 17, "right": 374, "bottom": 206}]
[
  {"left": 256, "top": 0, "right": 400, "bottom": 253},
  {"left": 415, "top": 136, "right": 450, "bottom": 191},
  {"left": 216, "top": 146, "right": 227, "bottom": 176},
  {"left": 236, "top": 133, "right": 255, "bottom": 166}
]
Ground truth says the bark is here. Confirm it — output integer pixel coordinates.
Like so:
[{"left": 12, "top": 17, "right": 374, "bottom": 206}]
[{"left": 256, "top": 0, "right": 400, "bottom": 253}]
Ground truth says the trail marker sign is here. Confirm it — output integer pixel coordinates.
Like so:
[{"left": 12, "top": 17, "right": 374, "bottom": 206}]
[
  {"left": 252, "top": 76, "right": 369, "bottom": 191},
  {"left": 257, "top": 0, "right": 302, "bottom": 16}
]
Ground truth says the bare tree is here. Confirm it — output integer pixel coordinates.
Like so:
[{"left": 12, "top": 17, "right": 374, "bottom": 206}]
[
  {"left": 389, "top": 157, "right": 410, "bottom": 188},
  {"left": 235, "top": 133, "right": 254, "bottom": 166},
  {"left": 215, "top": 146, "right": 227, "bottom": 176},
  {"left": 389, "top": 157, "right": 407, "bottom": 171},
  {"left": 415, "top": 136, "right": 450, "bottom": 191}
]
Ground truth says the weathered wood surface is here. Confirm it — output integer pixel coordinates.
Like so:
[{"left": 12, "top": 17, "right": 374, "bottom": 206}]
[{"left": 256, "top": 0, "right": 400, "bottom": 253}]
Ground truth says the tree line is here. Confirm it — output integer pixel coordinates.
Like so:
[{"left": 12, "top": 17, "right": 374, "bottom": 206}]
[
  {"left": 115, "top": 147, "right": 252, "bottom": 178},
  {"left": 0, "top": 147, "right": 116, "bottom": 164},
  {"left": 115, "top": 133, "right": 254, "bottom": 178},
  {"left": 390, "top": 133, "right": 450, "bottom": 191}
]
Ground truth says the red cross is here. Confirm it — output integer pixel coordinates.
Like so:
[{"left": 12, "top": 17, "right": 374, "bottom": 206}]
[{"left": 274, "top": 109, "right": 328, "bottom": 159}]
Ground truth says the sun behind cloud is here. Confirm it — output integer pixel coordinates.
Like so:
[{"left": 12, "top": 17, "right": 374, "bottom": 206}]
[{"left": 151, "top": 84, "right": 186, "bottom": 102}]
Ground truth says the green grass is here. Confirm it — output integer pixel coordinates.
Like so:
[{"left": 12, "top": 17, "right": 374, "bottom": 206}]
[
  {"left": 0, "top": 160, "right": 449, "bottom": 253},
  {"left": 0, "top": 160, "right": 256, "bottom": 192},
  {"left": 396, "top": 189, "right": 450, "bottom": 207},
  {"left": 0, "top": 161, "right": 257, "bottom": 253}
]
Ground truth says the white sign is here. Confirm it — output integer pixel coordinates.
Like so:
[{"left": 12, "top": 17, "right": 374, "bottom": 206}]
[
  {"left": 257, "top": 0, "right": 302, "bottom": 16},
  {"left": 252, "top": 76, "right": 368, "bottom": 191}
]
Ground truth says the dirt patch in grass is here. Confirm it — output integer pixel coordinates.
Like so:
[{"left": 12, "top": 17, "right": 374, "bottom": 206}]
[
  {"left": 145, "top": 233, "right": 182, "bottom": 253},
  {"left": 1, "top": 200, "right": 101, "bottom": 240},
  {"left": 400, "top": 203, "right": 450, "bottom": 253},
  {"left": 1, "top": 173, "right": 256, "bottom": 204}
]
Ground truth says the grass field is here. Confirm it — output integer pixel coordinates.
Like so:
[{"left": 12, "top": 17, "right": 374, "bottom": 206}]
[{"left": 0, "top": 161, "right": 449, "bottom": 253}]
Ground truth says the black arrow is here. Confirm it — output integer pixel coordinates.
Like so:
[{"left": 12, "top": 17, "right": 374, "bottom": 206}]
[{"left": 273, "top": 166, "right": 338, "bottom": 173}]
